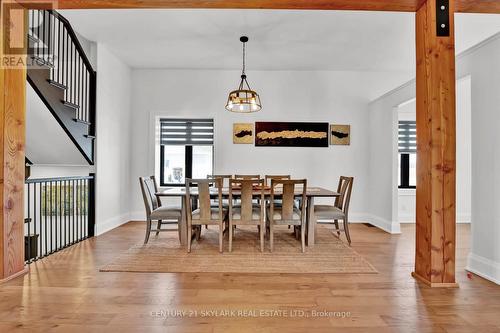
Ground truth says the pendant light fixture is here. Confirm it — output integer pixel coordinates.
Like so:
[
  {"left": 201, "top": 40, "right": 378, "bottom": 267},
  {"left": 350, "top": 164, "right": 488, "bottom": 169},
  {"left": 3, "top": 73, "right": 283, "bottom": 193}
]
[{"left": 225, "top": 36, "right": 262, "bottom": 113}]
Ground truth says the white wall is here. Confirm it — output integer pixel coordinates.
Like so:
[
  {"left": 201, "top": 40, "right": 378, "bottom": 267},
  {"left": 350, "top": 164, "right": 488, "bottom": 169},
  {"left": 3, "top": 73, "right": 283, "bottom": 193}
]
[
  {"left": 129, "top": 69, "right": 380, "bottom": 222},
  {"left": 26, "top": 84, "right": 89, "bottom": 166},
  {"left": 94, "top": 44, "right": 133, "bottom": 235},
  {"left": 459, "top": 34, "right": 500, "bottom": 284},
  {"left": 396, "top": 78, "right": 472, "bottom": 224},
  {"left": 367, "top": 82, "right": 416, "bottom": 233},
  {"left": 367, "top": 33, "right": 500, "bottom": 284}
]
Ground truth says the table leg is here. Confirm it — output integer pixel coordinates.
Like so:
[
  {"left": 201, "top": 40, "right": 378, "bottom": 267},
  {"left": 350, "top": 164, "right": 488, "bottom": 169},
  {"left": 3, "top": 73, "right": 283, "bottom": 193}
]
[
  {"left": 178, "top": 196, "right": 188, "bottom": 246},
  {"left": 306, "top": 196, "right": 315, "bottom": 247}
]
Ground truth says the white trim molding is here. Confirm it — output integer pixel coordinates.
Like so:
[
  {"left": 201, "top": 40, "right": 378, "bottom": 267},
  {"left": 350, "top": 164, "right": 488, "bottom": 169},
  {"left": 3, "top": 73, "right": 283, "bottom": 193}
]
[
  {"left": 95, "top": 213, "right": 131, "bottom": 236},
  {"left": 350, "top": 213, "right": 401, "bottom": 234},
  {"left": 466, "top": 253, "right": 500, "bottom": 285}
]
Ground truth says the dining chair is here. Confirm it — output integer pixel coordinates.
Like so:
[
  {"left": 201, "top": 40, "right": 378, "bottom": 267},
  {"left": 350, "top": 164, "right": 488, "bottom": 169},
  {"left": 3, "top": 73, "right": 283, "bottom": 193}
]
[
  {"left": 206, "top": 175, "right": 233, "bottom": 229},
  {"left": 234, "top": 174, "right": 261, "bottom": 180},
  {"left": 228, "top": 178, "right": 265, "bottom": 252},
  {"left": 139, "top": 176, "right": 182, "bottom": 244},
  {"left": 267, "top": 179, "right": 307, "bottom": 253},
  {"left": 233, "top": 175, "right": 261, "bottom": 206},
  {"left": 264, "top": 175, "right": 291, "bottom": 207},
  {"left": 186, "top": 178, "right": 227, "bottom": 253},
  {"left": 207, "top": 174, "right": 233, "bottom": 188},
  {"left": 264, "top": 175, "right": 291, "bottom": 186},
  {"left": 313, "top": 176, "right": 354, "bottom": 245}
]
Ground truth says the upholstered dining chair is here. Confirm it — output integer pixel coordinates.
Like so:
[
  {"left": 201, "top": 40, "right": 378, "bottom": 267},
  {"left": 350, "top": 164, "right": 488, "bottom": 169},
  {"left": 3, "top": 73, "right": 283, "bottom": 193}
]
[
  {"left": 139, "top": 176, "right": 182, "bottom": 245},
  {"left": 313, "top": 176, "right": 354, "bottom": 245},
  {"left": 228, "top": 178, "right": 265, "bottom": 252},
  {"left": 233, "top": 174, "right": 261, "bottom": 206},
  {"left": 186, "top": 178, "right": 227, "bottom": 253},
  {"left": 267, "top": 179, "right": 307, "bottom": 253},
  {"left": 264, "top": 175, "right": 291, "bottom": 207},
  {"left": 207, "top": 174, "right": 232, "bottom": 208}
]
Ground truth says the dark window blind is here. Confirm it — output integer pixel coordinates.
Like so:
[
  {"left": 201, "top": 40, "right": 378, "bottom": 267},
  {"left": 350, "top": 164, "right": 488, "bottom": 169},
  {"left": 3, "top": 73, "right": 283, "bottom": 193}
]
[
  {"left": 398, "top": 121, "right": 416, "bottom": 153},
  {"left": 160, "top": 118, "right": 214, "bottom": 146}
]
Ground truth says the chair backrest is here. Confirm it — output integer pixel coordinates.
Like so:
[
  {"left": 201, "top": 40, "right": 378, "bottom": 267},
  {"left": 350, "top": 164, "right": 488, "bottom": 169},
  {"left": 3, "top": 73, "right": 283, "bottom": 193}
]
[
  {"left": 270, "top": 179, "right": 307, "bottom": 222},
  {"left": 234, "top": 174, "right": 261, "bottom": 180},
  {"left": 265, "top": 175, "right": 291, "bottom": 186},
  {"left": 139, "top": 176, "right": 160, "bottom": 217},
  {"left": 334, "top": 176, "right": 354, "bottom": 215},
  {"left": 207, "top": 174, "right": 233, "bottom": 188},
  {"left": 186, "top": 178, "right": 224, "bottom": 221},
  {"left": 229, "top": 178, "right": 264, "bottom": 221}
]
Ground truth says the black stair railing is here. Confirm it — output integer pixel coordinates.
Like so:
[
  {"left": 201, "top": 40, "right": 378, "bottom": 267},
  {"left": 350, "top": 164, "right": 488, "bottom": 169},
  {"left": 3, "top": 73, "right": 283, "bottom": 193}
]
[
  {"left": 28, "top": 9, "right": 96, "bottom": 135},
  {"left": 24, "top": 175, "right": 95, "bottom": 263}
]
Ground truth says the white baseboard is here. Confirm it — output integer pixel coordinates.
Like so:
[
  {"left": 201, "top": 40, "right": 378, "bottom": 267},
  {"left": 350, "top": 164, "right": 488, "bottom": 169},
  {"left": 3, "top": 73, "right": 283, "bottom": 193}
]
[
  {"left": 95, "top": 212, "right": 131, "bottom": 236},
  {"left": 466, "top": 253, "right": 500, "bottom": 285},
  {"left": 362, "top": 213, "right": 401, "bottom": 234},
  {"left": 398, "top": 214, "right": 471, "bottom": 224},
  {"left": 96, "top": 211, "right": 401, "bottom": 235}
]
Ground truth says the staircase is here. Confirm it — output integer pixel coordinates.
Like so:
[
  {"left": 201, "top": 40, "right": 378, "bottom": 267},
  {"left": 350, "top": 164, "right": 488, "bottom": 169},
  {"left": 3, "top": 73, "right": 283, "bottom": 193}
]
[{"left": 27, "top": 10, "right": 96, "bottom": 164}]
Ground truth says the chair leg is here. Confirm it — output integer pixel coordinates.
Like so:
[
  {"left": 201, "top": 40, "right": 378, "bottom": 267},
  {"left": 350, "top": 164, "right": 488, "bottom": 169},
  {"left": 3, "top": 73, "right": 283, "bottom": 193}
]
[
  {"left": 219, "top": 222, "right": 223, "bottom": 253},
  {"left": 344, "top": 218, "right": 352, "bottom": 245},
  {"left": 187, "top": 219, "right": 192, "bottom": 253},
  {"left": 260, "top": 223, "right": 264, "bottom": 252},
  {"left": 144, "top": 219, "right": 152, "bottom": 245},
  {"left": 177, "top": 218, "right": 182, "bottom": 244},
  {"left": 269, "top": 223, "right": 274, "bottom": 252},
  {"left": 229, "top": 221, "right": 233, "bottom": 252},
  {"left": 301, "top": 224, "right": 305, "bottom": 253},
  {"left": 156, "top": 220, "right": 162, "bottom": 236},
  {"left": 334, "top": 219, "right": 341, "bottom": 237}
]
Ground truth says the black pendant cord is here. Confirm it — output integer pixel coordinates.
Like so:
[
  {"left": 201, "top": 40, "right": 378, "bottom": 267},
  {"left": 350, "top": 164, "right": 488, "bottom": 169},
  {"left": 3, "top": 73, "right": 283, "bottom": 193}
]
[
  {"left": 238, "top": 39, "right": 253, "bottom": 91},
  {"left": 241, "top": 41, "right": 246, "bottom": 76}
]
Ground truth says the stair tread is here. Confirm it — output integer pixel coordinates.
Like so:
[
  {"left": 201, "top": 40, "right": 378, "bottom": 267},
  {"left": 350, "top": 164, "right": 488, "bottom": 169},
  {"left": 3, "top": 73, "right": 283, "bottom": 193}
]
[
  {"left": 28, "top": 34, "right": 40, "bottom": 43},
  {"left": 47, "top": 79, "right": 67, "bottom": 90},
  {"left": 73, "top": 118, "right": 91, "bottom": 125},
  {"left": 62, "top": 100, "right": 80, "bottom": 109},
  {"left": 30, "top": 56, "right": 54, "bottom": 68}
]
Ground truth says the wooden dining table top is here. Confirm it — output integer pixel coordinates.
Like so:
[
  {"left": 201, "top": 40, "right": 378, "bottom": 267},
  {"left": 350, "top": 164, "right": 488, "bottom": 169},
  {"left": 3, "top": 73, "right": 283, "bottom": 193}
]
[{"left": 156, "top": 186, "right": 340, "bottom": 198}]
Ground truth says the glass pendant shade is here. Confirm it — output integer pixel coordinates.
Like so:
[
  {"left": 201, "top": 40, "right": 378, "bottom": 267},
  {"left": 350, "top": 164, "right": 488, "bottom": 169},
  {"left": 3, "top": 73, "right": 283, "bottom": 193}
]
[
  {"left": 226, "top": 76, "right": 262, "bottom": 113},
  {"left": 226, "top": 36, "right": 262, "bottom": 113}
]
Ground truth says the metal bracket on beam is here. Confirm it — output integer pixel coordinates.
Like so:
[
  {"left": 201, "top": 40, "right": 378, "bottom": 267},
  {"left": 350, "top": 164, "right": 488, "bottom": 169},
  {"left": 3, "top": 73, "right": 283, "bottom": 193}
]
[{"left": 436, "top": 0, "right": 450, "bottom": 37}]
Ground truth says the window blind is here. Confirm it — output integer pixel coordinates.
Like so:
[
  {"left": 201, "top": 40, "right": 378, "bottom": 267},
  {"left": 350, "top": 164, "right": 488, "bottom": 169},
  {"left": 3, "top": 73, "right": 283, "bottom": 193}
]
[
  {"left": 160, "top": 118, "right": 214, "bottom": 146},
  {"left": 398, "top": 121, "right": 416, "bottom": 153}
]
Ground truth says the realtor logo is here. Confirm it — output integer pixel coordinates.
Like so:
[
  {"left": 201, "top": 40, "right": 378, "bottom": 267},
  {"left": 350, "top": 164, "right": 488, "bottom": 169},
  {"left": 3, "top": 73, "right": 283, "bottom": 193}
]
[{"left": 1, "top": 1, "right": 57, "bottom": 69}]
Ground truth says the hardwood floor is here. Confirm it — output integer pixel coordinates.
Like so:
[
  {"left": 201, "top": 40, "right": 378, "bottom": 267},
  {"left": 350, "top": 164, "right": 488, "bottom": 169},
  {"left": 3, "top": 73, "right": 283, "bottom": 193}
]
[{"left": 1, "top": 222, "right": 499, "bottom": 332}]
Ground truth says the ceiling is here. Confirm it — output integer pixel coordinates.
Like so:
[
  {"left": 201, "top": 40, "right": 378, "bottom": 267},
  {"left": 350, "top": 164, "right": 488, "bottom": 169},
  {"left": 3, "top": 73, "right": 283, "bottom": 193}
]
[
  {"left": 60, "top": 9, "right": 500, "bottom": 100},
  {"left": 61, "top": 9, "right": 500, "bottom": 71}
]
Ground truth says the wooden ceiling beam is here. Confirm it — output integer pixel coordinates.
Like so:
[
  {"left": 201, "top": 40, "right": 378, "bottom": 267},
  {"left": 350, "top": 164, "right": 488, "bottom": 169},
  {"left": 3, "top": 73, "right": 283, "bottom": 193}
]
[
  {"left": 16, "top": 0, "right": 500, "bottom": 13},
  {"left": 18, "top": 0, "right": 423, "bottom": 11}
]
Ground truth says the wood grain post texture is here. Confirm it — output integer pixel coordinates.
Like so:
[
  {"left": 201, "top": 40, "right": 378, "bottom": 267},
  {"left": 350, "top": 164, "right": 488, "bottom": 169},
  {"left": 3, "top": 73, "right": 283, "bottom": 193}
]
[
  {"left": 0, "top": 1, "right": 28, "bottom": 282},
  {"left": 413, "top": 0, "right": 457, "bottom": 287}
]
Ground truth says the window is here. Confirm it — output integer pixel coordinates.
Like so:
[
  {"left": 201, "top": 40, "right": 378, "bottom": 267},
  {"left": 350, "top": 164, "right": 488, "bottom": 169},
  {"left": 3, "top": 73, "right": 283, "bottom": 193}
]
[
  {"left": 159, "top": 118, "right": 214, "bottom": 186},
  {"left": 398, "top": 121, "right": 416, "bottom": 189}
]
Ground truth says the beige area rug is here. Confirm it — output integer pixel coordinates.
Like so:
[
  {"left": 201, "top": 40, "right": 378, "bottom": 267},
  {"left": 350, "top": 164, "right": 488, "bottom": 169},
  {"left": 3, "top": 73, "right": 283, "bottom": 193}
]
[{"left": 100, "top": 226, "right": 377, "bottom": 274}]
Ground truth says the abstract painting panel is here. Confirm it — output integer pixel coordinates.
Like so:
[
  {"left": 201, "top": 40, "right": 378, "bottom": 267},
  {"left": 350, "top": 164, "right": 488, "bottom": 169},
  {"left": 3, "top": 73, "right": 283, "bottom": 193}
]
[
  {"left": 233, "top": 123, "right": 254, "bottom": 144},
  {"left": 255, "top": 122, "right": 329, "bottom": 147},
  {"left": 330, "top": 124, "right": 350, "bottom": 145}
]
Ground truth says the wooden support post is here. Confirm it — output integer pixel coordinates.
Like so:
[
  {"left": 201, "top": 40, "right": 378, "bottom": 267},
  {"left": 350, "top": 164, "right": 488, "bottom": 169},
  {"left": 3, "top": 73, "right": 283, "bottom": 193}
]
[
  {"left": 413, "top": 0, "right": 458, "bottom": 287},
  {"left": 0, "top": 0, "right": 28, "bottom": 283}
]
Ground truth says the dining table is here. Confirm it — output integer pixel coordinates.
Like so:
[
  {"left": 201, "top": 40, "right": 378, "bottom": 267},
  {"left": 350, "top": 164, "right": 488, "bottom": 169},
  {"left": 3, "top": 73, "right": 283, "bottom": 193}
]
[{"left": 156, "top": 186, "right": 340, "bottom": 247}]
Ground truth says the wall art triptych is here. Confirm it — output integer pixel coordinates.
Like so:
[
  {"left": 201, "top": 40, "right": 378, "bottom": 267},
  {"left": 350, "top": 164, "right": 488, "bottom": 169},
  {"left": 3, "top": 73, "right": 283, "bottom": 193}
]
[{"left": 232, "top": 122, "right": 351, "bottom": 147}]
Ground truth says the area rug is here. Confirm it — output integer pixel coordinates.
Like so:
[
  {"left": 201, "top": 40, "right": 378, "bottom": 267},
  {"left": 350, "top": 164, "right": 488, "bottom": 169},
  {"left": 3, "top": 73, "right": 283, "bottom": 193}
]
[{"left": 99, "top": 226, "right": 377, "bottom": 274}]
